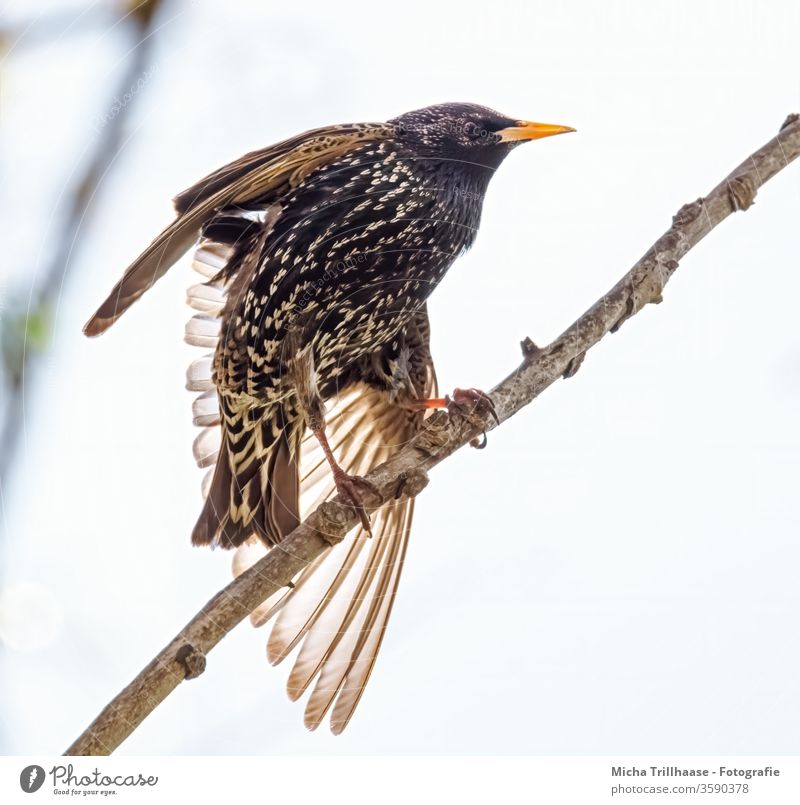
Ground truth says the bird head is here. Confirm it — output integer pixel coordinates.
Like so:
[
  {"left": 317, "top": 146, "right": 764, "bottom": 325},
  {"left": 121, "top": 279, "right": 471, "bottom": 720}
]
[{"left": 390, "top": 102, "right": 575, "bottom": 168}]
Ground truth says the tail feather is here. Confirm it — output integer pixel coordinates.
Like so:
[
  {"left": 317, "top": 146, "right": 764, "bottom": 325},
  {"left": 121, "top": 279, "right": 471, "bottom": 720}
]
[
  {"left": 191, "top": 389, "right": 219, "bottom": 427},
  {"left": 263, "top": 431, "right": 301, "bottom": 543},
  {"left": 191, "top": 419, "right": 300, "bottom": 549},
  {"left": 191, "top": 434, "right": 234, "bottom": 547}
]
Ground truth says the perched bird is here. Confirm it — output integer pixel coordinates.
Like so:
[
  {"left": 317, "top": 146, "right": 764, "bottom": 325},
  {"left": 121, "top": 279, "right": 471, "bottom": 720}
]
[{"left": 85, "top": 102, "right": 574, "bottom": 732}]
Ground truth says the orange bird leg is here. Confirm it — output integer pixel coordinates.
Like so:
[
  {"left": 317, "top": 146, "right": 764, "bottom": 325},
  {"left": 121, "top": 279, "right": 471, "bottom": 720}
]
[{"left": 413, "top": 397, "right": 450, "bottom": 410}]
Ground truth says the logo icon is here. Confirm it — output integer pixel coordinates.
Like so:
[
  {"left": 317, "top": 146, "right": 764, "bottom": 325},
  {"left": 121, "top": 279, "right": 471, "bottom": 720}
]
[{"left": 19, "top": 765, "right": 45, "bottom": 794}]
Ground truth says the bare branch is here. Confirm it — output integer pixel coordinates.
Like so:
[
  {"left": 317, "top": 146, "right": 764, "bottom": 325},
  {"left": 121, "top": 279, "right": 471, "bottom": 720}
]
[{"left": 64, "top": 113, "right": 800, "bottom": 756}]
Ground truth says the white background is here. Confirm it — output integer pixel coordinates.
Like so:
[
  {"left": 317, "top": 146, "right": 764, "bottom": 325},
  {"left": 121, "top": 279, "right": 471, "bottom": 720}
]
[{"left": 1, "top": 0, "right": 798, "bottom": 754}]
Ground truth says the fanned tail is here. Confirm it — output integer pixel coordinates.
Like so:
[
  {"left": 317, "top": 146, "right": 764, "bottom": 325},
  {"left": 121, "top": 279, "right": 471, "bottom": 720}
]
[{"left": 232, "top": 376, "right": 434, "bottom": 733}]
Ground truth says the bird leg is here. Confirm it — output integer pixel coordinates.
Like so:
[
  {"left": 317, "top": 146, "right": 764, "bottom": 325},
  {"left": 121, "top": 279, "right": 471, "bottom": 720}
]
[
  {"left": 411, "top": 388, "right": 499, "bottom": 448},
  {"left": 286, "top": 329, "right": 375, "bottom": 535},
  {"left": 308, "top": 424, "right": 375, "bottom": 536}
]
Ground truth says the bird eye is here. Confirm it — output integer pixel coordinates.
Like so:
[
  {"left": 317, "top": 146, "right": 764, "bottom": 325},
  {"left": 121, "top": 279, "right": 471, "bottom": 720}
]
[{"left": 462, "top": 121, "right": 490, "bottom": 141}]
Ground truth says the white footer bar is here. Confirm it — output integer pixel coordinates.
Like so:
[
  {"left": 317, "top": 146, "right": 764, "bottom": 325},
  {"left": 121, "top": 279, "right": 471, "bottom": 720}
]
[{"left": 2, "top": 756, "right": 799, "bottom": 804}]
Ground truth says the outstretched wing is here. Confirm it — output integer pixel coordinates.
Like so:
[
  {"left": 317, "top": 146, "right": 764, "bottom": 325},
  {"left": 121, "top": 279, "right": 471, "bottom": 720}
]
[
  {"left": 186, "top": 227, "right": 436, "bottom": 733},
  {"left": 83, "top": 122, "right": 393, "bottom": 336}
]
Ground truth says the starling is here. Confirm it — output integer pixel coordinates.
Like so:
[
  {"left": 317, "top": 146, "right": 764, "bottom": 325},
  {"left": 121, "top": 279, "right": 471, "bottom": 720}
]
[{"left": 85, "top": 102, "right": 574, "bottom": 732}]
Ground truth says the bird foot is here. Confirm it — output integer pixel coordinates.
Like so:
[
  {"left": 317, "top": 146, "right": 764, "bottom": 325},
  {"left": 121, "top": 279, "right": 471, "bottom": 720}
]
[
  {"left": 412, "top": 388, "right": 498, "bottom": 448},
  {"left": 447, "top": 388, "right": 499, "bottom": 448},
  {"left": 448, "top": 387, "right": 498, "bottom": 421},
  {"left": 411, "top": 388, "right": 498, "bottom": 448},
  {"left": 333, "top": 470, "right": 377, "bottom": 536}
]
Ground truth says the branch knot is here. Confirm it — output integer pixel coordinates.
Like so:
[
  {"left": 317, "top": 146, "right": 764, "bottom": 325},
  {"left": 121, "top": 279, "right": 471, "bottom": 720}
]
[
  {"left": 672, "top": 198, "right": 704, "bottom": 227},
  {"left": 176, "top": 643, "right": 206, "bottom": 680},
  {"left": 314, "top": 501, "right": 352, "bottom": 545},
  {"left": 414, "top": 413, "right": 455, "bottom": 456},
  {"left": 520, "top": 337, "right": 542, "bottom": 362},
  {"left": 727, "top": 174, "right": 757, "bottom": 211}
]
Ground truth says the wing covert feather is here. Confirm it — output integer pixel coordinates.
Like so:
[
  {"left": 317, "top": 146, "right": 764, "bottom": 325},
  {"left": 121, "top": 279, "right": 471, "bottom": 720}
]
[{"left": 84, "top": 123, "right": 392, "bottom": 336}]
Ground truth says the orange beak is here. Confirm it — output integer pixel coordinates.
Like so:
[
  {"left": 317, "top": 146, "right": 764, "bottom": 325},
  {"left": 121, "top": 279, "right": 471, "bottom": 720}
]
[{"left": 497, "top": 120, "right": 576, "bottom": 142}]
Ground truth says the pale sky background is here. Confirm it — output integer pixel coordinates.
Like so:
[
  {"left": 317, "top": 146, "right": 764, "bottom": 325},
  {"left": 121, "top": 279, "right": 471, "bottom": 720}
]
[{"left": 1, "top": 0, "right": 799, "bottom": 755}]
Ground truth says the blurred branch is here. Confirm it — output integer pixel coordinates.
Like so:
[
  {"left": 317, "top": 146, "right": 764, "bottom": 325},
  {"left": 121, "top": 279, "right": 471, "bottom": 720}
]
[
  {"left": 64, "top": 113, "right": 800, "bottom": 755},
  {"left": 0, "top": 0, "right": 166, "bottom": 489},
  {"left": 0, "top": 1, "right": 136, "bottom": 48}
]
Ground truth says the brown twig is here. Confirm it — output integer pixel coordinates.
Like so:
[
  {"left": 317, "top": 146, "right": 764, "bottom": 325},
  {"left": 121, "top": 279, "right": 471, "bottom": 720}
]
[{"left": 64, "top": 113, "right": 800, "bottom": 755}]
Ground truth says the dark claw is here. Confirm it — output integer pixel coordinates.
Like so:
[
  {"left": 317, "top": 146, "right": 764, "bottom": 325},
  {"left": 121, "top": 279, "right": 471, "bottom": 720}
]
[
  {"left": 394, "top": 474, "right": 408, "bottom": 499},
  {"left": 469, "top": 431, "right": 488, "bottom": 450}
]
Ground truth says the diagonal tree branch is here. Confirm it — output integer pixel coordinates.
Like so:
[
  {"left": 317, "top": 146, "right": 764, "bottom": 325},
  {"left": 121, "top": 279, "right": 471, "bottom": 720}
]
[{"left": 64, "top": 112, "right": 800, "bottom": 756}]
